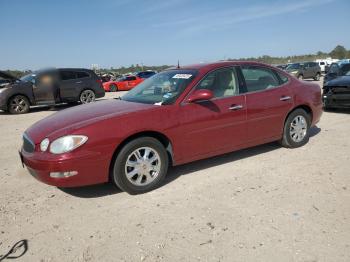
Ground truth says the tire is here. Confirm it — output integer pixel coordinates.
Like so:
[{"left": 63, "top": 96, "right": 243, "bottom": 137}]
[
  {"left": 314, "top": 73, "right": 320, "bottom": 81},
  {"left": 280, "top": 109, "right": 311, "bottom": 148},
  {"left": 298, "top": 74, "right": 304, "bottom": 80},
  {"left": 109, "top": 84, "right": 118, "bottom": 92},
  {"left": 112, "top": 137, "right": 169, "bottom": 194},
  {"left": 8, "top": 95, "right": 30, "bottom": 114},
  {"left": 80, "top": 90, "right": 96, "bottom": 104}
]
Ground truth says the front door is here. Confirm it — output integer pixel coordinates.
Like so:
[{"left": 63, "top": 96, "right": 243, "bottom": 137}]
[
  {"left": 175, "top": 67, "right": 247, "bottom": 162},
  {"left": 32, "top": 71, "right": 57, "bottom": 104},
  {"left": 241, "top": 65, "right": 294, "bottom": 143}
]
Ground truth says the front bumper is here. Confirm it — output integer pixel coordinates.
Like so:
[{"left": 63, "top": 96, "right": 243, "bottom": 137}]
[
  {"left": 323, "top": 93, "right": 350, "bottom": 108},
  {"left": 20, "top": 148, "right": 111, "bottom": 187}
]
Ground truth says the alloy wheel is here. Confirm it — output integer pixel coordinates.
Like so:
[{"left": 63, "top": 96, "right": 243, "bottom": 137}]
[
  {"left": 124, "top": 147, "right": 161, "bottom": 186},
  {"left": 10, "top": 97, "right": 28, "bottom": 113},
  {"left": 290, "top": 115, "right": 307, "bottom": 143},
  {"left": 80, "top": 90, "right": 95, "bottom": 104}
]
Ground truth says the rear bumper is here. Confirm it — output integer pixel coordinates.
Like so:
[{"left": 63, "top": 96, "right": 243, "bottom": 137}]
[
  {"left": 323, "top": 93, "right": 350, "bottom": 108},
  {"left": 20, "top": 148, "right": 111, "bottom": 187}
]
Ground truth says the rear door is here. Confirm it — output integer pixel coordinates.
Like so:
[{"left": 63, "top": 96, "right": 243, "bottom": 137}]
[
  {"left": 176, "top": 66, "right": 247, "bottom": 161},
  {"left": 241, "top": 65, "right": 293, "bottom": 143},
  {"left": 59, "top": 70, "right": 80, "bottom": 100}
]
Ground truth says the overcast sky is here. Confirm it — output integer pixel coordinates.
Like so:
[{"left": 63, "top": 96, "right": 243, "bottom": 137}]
[{"left": 1, "top": 0, "right": 349, "bottom": 70}]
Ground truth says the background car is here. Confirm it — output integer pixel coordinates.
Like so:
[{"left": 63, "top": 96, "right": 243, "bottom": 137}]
[
  {"left": 0, "top": 68, "right": 105, "bottom": 114},
  {"left": 136, "top": 71, "right": 157, "bottom": 79},
  {"left": 323, "top": 74, "right": 350, "bottom": 109},
  {"left": 285, "top": 62, "right": 321, "bottom": 80},
  {"left": 103, "top": 75, "right": 144, "bottom": 92},
  {"left": 20, "top": 61, "right": 322, "bottom": 194},
  {"left": 324, "top": 62, "right": 350, "bottom": 84}
]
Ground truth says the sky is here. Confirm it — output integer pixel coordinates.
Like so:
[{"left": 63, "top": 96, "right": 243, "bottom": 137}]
[{"left": 0, "top": 0, "right": 349, "bottom": 70}]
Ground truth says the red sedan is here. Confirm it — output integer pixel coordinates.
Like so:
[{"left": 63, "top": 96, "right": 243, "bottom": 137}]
[
  {"left": 103, "top": 75, "right": 143, "bottom": 92},
  {"left": 20, "top": 61, "right": 322, "bottom": 194}
]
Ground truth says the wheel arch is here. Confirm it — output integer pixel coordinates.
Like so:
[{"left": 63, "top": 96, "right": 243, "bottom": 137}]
[
  {"left": 285, "top": 104, "right": 313, "bottom": 125},
  {"left": 7, "top": 93, "right": 32, "bottom": 108},
  {"left": 108, "top": 131, "right": 174, "bottom": 180}
]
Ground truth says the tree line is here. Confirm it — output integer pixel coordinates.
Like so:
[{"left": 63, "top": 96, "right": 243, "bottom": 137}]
[{"left": 3, "top": 45, "right": 349, "bottom": 78}]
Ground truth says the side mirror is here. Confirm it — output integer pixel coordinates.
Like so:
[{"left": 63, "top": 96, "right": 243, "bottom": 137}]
[{"left": 187, "top": 89, "right": 214, "bottom": 103}]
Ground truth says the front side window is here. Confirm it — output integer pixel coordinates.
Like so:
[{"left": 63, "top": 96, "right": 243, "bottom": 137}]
[
  {"left": 126, "top": 76, "right": 137, "bottom": 81},
  {"left": 122, "top": 70, "right": 197, "bottom": 105},
  {"left": 196, "top": 67, "right": 239, "bottom": 98},
  {"left": 286, "top": 63, "right": 301, "bottom": 70},
  {"left": 242, "top": 66, "right": 280, "bottom": 92}
]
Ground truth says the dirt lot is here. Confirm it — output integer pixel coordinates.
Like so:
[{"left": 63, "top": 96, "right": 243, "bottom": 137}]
[{"left": 1, "top": 81, "right": 350, "bottom": 262}]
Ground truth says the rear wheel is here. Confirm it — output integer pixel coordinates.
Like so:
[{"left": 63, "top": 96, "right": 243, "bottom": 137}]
[
  {"left": 8, "top": 95, "right": 30, "bottom": 114},
  {"left": 280, "top": 109, "right": 311, "bottom": 148},
  {"left": 112, "top": 137, "right": 169, "bottom": 194},
  {"left": 80, "top": 90, "right": 95, "bottom": 104},
  {"left": 109, "top": 84, "right": 118, "bottom": 92},
  {"left": 314, "top": 73, "right": 320, "bottom": 81}
]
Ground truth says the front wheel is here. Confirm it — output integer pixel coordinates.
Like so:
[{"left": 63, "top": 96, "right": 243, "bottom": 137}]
[
  {"left": 112, "top": 137, "right": 169, "bottom": 194},
  {"left": 280, "top": 109, "right": 311, "bottom": 148},
  {"left": 80, "top": 90, "right": 96, "bottom": 104},
  {"left": 8, "top": 95, "right": 30, "bottom": 114},
  {"left": 298, "top": 74, "right": 304, "bottom": 80},
  {"left": 314, "top": 73, "right": 320, "bottom": 81},
  {"left": 109, "top": 84, "right": 118, "bottom": 92}
]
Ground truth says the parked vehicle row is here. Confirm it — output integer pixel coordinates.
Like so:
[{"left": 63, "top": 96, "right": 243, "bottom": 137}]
[
  {"left": 20, "top": 61, "right": 323, "bottom": 194},
  {"left": 0, "top": 68, "right": 105, "bottom": 114}
]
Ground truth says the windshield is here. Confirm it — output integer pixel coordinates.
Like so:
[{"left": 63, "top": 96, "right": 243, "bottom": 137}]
[
  {"left": 341, "top": 64, "right": 350, "bottom": 75},
  {"left": 20, "top": 73, "right": 36, "bottom": 82},
  {"left": 121, "top": 69, "right": 197, "bottom": 105},
  {"left": 286, "top": 63, "right": 301, "bottom": 70}
]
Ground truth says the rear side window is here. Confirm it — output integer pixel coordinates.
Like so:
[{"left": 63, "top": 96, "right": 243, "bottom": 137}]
[
  {"left": 242, "top": 66, "right": 280, "bottom": 92},
  {"left": 60, "top": 71, "right": 76, "bottom": 80},
  {"left": 277, "top": 71, "right": 289, "bottom": 84},
  {"left": 76, "top": 71, "right": 90, "bottom": 79}
]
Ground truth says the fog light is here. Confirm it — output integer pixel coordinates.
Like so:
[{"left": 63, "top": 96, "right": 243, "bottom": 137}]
[{"left": 50, "top": 171, "right": 78, "bottom": 178}]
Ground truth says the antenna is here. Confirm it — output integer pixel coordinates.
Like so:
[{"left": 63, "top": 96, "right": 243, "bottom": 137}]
[{"left": 177, "top": 60, "right": 180, "bottom": 68}]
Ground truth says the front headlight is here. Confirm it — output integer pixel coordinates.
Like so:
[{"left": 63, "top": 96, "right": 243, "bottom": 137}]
[
  {"left": 290, "top": 71, "right": 298, "bottom": 75},
  {"left": 49, "top": 135, "right": 88, "bottom": 154}
]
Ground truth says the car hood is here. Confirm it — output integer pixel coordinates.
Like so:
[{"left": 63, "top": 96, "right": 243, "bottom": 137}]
[
  {"left": 0, "top": 71, "right": 19, "bottom": 81},
  {"left": 26, "top": 99, "right": 155, "bottom": 143},
  {"left": 324, "top": 75, "right": 350, "bottom": 87}
]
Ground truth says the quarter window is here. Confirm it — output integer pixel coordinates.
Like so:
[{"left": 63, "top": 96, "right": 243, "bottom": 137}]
[
  {"left": 196, "top": 67, "right": 239, "bottom": 98},
  {"left": 242, "top": 66, "right": 280, "bottom": 92}
]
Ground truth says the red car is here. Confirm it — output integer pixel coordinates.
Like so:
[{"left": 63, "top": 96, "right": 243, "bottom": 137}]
[
  {"left": 20, "top": 61, "right": 322, "bottom": 194},
  {"left": 103, "top": 75, "right": 143, "bottom": 92}
]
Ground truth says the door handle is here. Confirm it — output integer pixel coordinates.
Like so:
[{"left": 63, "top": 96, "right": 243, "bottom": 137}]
[
  {"left": 229, "top": 104, "right": 243, "bottom": 111},
  {"left": 76, "top": 81, "right": 82, "bottom": 84},
  {"left": 280, "top": 96, "right": 291, "bottom": 101}
]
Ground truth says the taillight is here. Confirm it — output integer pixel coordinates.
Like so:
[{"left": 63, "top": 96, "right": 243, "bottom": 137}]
[{"left": 97, "top": 79, "right": 102, "bottom": 84}]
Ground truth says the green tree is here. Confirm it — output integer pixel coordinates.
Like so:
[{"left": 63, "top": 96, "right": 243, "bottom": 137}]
[{"left": 330, "top": 45, "right": 348, "bottom": 59}]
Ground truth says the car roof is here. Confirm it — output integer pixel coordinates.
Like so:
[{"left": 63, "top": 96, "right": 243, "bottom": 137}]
[{"left": 167, "top": 61, "right": 278, "bottom": 72}]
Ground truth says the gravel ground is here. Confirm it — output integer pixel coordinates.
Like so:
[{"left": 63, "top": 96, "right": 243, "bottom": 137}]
[{"left": 1, "top": 80, "right": 350, "bottom": 262}]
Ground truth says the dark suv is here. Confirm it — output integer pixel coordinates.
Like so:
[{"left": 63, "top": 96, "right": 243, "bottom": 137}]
[
  {"left": 285, "top": 62, "right": 321, "bottom": 80},
  {"left": 0, "top": 68, "right": 105, "bottom": 114}
]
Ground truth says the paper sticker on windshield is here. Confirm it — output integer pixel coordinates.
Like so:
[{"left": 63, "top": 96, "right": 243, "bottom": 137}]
[{"left": 172, "top": 74, "right": 192, "bottom": 79}]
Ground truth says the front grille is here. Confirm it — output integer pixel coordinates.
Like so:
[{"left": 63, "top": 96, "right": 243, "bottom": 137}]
[{"left": 22, "top": 133, "right": 35, "bottom": 153}]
